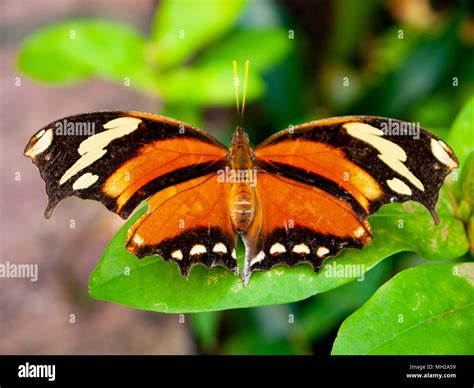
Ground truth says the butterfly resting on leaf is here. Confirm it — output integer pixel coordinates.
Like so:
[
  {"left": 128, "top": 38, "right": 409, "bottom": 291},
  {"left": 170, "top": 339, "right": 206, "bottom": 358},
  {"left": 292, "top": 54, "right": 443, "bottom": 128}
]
[{"left": 24, "top": 64, "right": 458, "bottom": 285}]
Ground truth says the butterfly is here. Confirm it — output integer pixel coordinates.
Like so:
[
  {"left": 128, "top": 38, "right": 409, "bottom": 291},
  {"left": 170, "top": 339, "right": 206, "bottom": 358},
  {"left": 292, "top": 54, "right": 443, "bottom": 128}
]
[{"left": 24, "top": 63, "right": 458, "bottom": 284}]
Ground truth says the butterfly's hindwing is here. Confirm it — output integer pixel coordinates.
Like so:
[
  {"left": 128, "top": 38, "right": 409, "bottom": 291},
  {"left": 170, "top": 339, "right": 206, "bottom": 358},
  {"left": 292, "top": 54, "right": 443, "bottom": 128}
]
[
  {"left": 246, "top": 226, "right": 365, "bottom": 272},
  {"left": 126, "top": 174, "right": 238, "bottom": 275},
  {"left": 242, "top": 172, "right": 372, "bottom": 282}
]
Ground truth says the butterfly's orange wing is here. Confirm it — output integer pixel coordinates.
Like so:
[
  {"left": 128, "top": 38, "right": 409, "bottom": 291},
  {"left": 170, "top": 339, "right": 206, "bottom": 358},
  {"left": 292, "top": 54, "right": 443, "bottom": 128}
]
[
  {"left": 243, "top": 116, "right": 458, "bottom": 280},
  {"left": 126, "top": 173, "right": 238, "bottom": 275},
  {"left": 24, "top": 112, "right": 227, "bottom": 219},
  {"left": 242, "top": 172, "right": 372, "bottom": 281},
  {"left": 25, "top": 112, "right": 237, "bottom": 273}
]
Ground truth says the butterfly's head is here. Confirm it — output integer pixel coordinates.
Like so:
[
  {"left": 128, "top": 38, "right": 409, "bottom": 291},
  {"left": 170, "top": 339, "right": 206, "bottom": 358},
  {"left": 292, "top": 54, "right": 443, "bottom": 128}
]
[
  {"left": 230, "top": 126, "right": 252, "bottom": 168},
  {"left": 232, "top": 126, "right": 249, "bottom": 145}
]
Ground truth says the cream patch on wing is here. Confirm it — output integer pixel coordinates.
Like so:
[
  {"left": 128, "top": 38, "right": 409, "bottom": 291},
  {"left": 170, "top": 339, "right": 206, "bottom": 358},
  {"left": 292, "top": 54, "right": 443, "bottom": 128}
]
[
  {"left": 171, "top": 249, "right": 183, "bottom": 261},
  {"left": 250, "top": 251, "right": 265, "bottom": 266},
  {"left": 316, "top": 247, "right": 330, "bottom": 257},
  {"left": 292, "top": 243, "right": 310, "bottom": 254},
  {"left": 25, "top": 128, "right": 53, "bottom": 158},
  {"left": 212, "top": 243, "right": 228, "bottom": 254},
  {"left": 353, "top": 226, "right": 366, "bottom": 238},
  {"left": 132, "top": 233, "right": 144, "bottom": 245},
  {"left": 59, "top": 117, "right": 142, "bottom": 185},
  {"left": 72, "top": 172, "right": 99, "bottom": 190},
  {"left": 430, "top": 138, "right": 457, "bottom": 168},
  {"left": 386, "top": 177, "right": 412, "bottom": 195},
  {"left": 344, "top": 122, "right": 424, "bottom": 191},
  {"left": 269, "top": 243, "right": 286, "bottom": 255},
  {"left": 190, "top": 244, "right": 207, "bottom": 256}
]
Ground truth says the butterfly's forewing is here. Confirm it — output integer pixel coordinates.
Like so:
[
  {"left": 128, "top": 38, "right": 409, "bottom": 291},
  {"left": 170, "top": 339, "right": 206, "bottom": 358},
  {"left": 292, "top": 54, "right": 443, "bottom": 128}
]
[
  {"left": 127, "top": 173, "right": 238, "bottom": 275},
  {"left": 24, "top": 112, "right": 227, "bottom": 219},
  {"left": 245, "top": 116, "right": 458, "bottom": 279}
]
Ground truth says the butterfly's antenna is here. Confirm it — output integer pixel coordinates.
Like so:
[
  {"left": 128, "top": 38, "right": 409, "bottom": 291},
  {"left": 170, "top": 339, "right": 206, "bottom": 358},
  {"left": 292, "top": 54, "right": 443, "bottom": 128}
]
[
  {"left": 240, "top": 60, "right": 249, "bottom": 127},
  {"left": 233, "top": 60, "right": 240, "bottom": 121}
]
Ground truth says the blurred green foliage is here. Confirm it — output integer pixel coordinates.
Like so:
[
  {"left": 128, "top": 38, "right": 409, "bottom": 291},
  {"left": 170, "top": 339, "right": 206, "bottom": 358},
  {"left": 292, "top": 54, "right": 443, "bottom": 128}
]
[
  {"left": 17, "top": 0, "right": 474, "bottom": 354},
  {"left": 17, "top": 0, "right": 291, "bottom": 125}
]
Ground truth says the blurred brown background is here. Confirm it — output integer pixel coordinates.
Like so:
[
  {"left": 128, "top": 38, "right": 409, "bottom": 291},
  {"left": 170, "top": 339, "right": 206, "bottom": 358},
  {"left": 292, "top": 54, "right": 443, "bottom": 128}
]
[{"left": 1, "top": 0, "right": 195, "bottom": 354}]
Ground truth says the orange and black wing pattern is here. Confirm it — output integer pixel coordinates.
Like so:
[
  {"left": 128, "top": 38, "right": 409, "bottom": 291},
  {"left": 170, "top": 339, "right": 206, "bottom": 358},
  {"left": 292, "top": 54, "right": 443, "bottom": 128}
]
[
  {"left": 24, "top": 111, "right": 227, "bottom": 219},
  {"left": 243, "top": 116, "right": 458, "bottom": 280},
  {"left": 24, "top": 111, "right": 237, "bottom": 274},
  {"left": 126, "top": 173, "right": 238, "bottom": 275},
  {"left": 242, "top": 171, "right": 372, "bottom": 282},
  {"left": 25, "top": 112, "right": 458, "bottom": 283}
]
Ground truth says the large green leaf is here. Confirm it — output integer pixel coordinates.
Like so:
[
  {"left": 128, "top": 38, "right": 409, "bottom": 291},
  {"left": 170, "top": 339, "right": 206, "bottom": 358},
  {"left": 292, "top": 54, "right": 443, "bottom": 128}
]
[
  {"left": 89, "top": 187, "right": 467, "bottom": 313},
  {"left": 17, "top": 19, "right": 156, "bottom": 92},
  {"left": 151, "top": 0, "right": 246, "bottom": 69},
  {"left": 331, "top": 263, "right": 474, "bottom": 355}
]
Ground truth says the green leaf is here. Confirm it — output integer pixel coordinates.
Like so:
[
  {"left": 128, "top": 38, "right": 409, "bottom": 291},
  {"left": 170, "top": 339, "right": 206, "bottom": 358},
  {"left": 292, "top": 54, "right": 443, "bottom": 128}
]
[
  {"left": 196, "top": 29, "right": 291, "bottom": 71},
  {"left": 298, "top": 259, "right": 392, "bottom": 342},
  {"left": 151, "top": 0, "right": 246, "bottom": 69},
  {"left": 157, "top": 64, "right": 264, "bottom": 106},
  {"left": 17, "top": 19, "right": 156, "bottom": 92},
  {"left": 459, "top": 151, "right": 474, "bottom": 255},
  {"left": 447, "top": 96, "right": 474, "bottom": 167},
  {"left": 331, "top": 263, "right": 474, "bottom": 355},
  {"left": 89, "top": 187, "right": 467, "bottom": 313},
  {"left": 460, "top": 152, "right": 474, "bottom": 207}
]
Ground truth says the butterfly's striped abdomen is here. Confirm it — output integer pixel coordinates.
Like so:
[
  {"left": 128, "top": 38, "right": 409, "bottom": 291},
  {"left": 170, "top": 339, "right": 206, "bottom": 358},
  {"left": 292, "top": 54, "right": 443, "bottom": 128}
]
[
  {"left": 229, "top": 182, "right": 255, "bottom": 234},
  {"left": 228, "top": 127, "right": 256, "bottom": 234}
]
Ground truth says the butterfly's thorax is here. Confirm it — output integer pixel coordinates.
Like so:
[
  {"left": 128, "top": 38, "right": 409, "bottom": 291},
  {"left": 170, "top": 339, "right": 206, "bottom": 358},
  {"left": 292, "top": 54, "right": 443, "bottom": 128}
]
[{"left": 228, "top": 127, "right": 256, "bottom": 234}]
